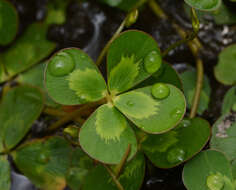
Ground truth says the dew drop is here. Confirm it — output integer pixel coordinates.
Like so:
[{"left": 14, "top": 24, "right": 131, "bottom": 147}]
[
  {"left": 167, "top": 147, "right": 185, "bottom": 163},
  {"left": 126, "top": 100, "right": 134, "bottom": 107},
  {"left": 206, "top": 172, "right": 224, "bottom": 190},
  {"left": 151, "top": 83, "right": 170, "bottom": 99},
  {"left": 179, "top": 118, "right": 191, "bottom": 128},
  {"left": 48, "top": 51, "right": 75, "bottom": 77},
  {"left": 171, "top": 108, "right": 182, "bottom": 119},
  {"left": 37, "top": 153, "right": 49, "bottom": 164},
  {"left": 144, "top": 51, "right": 162, "bottom": 74}
]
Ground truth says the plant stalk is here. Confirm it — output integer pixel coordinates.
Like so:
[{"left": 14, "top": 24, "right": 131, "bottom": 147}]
[
  {"left": 95, "top": 0, "right": 147, "bottom": 66},
  {"left": 103, "top": 164, "right": 124, "bottom": 190},
  {"left": 47, "top": 98, "right": 106, "bottom": 132},
  {"left": 115, "top": 144, "right": 131, "bottom": 178},
  {"left": 149, "top": 0, "right": 204, "bottom": 118}
]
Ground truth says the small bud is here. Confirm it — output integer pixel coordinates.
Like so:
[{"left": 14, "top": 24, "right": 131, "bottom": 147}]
[{"left": 125, "top": 9, "right": 139, "bottom": 27}]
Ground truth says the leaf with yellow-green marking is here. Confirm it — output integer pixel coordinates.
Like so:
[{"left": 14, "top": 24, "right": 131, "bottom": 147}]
[
  {"left": 68, "top": 68, "right": 107, "bottom": 102},
  {"left": 114, "top": 91, "right": 159, "bottom": 119},
  {"left": 95, "top": 104, "right": 127, "bottom": 142},
  {"left": 114, "top": 84, "right": 186, "bottom": 134},
  {"left": 108, "top": 54, "right": 139, "bottom": 95},
  {"left": 45, "top": 48, "right": 106, "bottom": 105},
  {"left": 79, "top": 104, "right": 137, "bottom": 164}
]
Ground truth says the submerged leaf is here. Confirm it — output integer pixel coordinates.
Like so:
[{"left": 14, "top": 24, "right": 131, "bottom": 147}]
[
  {"left": 68, "top": 68, "right": 107, "bottom": 102},
  {"left": 108, "top": 54, "right": 139, "bottom": 95}
]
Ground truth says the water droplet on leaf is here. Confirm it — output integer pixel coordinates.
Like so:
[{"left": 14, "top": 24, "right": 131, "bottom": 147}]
[
  {"left": 206, "top": 172, "right": 224, "bottom": 190},
  {"left": 171, "top": 108, "right": 182, "bottom": 119},
  {"left": 49, "top": 52, "right": 75, "bottom": 77},
  {"left": 144, "top": 51, "right": 162, "bottom": 74},
  {"left": 151, "top": 83, "right": 170, "bottom": 99},
  {"left": 38, "top": 153, "right": 49, "bottom": 164},
  {"left": 179, "top": 119, "right": 191, "bottom": 128},
  {"left": 167, "top": 147, "right": 185, "bottom": 163}
]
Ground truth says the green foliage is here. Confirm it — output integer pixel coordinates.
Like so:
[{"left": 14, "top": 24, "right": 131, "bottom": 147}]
[
  {"left": 180, "top": 69, "right": 211, "bottom": 115},
  {"left": 0, "top": 23, "right": 56, "bottom": 82},
  {"left": 183, "top": 150, "right": 235, "bottom": 190},
  {"left": 214, "top": 44, "right": 236, "bottom": 85},
  {"left": 0, "top": 156, "right": 11, "bottom": 190},
  {"left": 137, "top": 62, "right": 182, "bottom": 90},
  {"left": 0, "top": 86, "right": 44, "bottom": 152},
  {"left": 17, "top": 62, "right": 58, "bottom": 107},
  {"left": 108, "top": 55, "right": 140, "bottom": 95},
  {"left": 0, "top": 0, "right": 18, "bottom": 45},
  {"left": 79, "top": 105, "right": 138, "bottom": 164},
  {"left": 184, "top": 0, "right": 222, "bottom": 11},
  {"left": 83, "top": 152, "right": 145, "bottom": 190},
  {"left": 114, "top": 85, "right": 186, "bottom": 134},
  {"left": 142, "top": 117, "right": 210, "bottom": 168},
  {"left": 46, "top": 48, "right": 105, "bottom": 105},
  {"left": 69, "top": 68, "right": 107, "bottom": 102},
  {"left": 107, "top": 30, "right": 161, "bottom": 89},
  {"left": 210, "top": 112, "right": 236, "bottom": 162},
  {"left": 13, "top": 137, "right": 73, "bottom": 190},
  {"left": 222, "top": 86, "right": 236, "bottom": 114}
]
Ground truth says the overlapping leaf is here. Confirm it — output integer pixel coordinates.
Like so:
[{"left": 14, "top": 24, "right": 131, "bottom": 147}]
[
  {"left": 184, "top": 0, "right": 221, "bottom": 11},
  {"left": 0, "top": 85, "right": 44, "bottom": 152},
  {"left": 83, "top": 152, "right": 145, "bottom": 190},
  {"left": 183, "top": 150, "right": 234, "bottom": 190},
  {"left": 107, "top": 30, "right": 161, "bottom": 92},
  {"left": 12, "top": 137, "right": 73, "bottom": 190},
  {"left": 142, "top": 117, "right": 210, "bottom": 168}
]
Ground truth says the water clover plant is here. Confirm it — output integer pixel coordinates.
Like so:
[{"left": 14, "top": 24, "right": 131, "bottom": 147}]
[
  {"left": 0, "top": 0, "right": 18, "bottom": 45},
  {"left": 45, "top": 30, "right": 186, "bottom": 164}
]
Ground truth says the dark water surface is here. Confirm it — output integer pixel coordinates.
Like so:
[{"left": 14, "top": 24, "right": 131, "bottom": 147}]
[{"left": 2, "top": 0, "right": 236, "bottom": 189}]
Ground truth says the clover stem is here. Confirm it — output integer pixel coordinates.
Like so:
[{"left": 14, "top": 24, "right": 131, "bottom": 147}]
[
  {"left": 95, "top": 0, "right": 147, "bottom": 66},
  {"left": 95, "top": 19, "right": 126, "bottom": 67},
  {"left": 103, "top": 164, "right": 124, "bottom": 190},
  {"left": 149, "top": 0, "right": 204, "bottom": 118},
  {"left": 115, "top": 144, "right": 131, "bottom": 178},
  {"left": 47, "top": 98, "right": 106, "bottom": 132},
  {"left": 43, "top": 107, "right": 85, "bottom": 124}
]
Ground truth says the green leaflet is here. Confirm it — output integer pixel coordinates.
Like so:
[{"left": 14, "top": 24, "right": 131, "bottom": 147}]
[
  {"left": 114, "top": 91, "right": 159, "bottom": 119},
  {"left": 95, "top": 104, "right": 127, "bottom": 142},
  {"left": 0, "top": 156, "right": 11, "bottom": 190},
  {"left": 68, "top": 68, "right": 107, "bottom": 102},
  {"left": 214, "top": 44, "right": 236, "bottom": 85},
  {"left": 184, "top": 0, "right": 221, "bottom": 11},
  {"left": 79, "top": 105, "right": 137, "bottom": 164},
  {"left": 108, "top": 55, "right": 139, "bottom": 95},
  {"left": 0, "top": 0, "right": 18, "bottom": 45}
]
